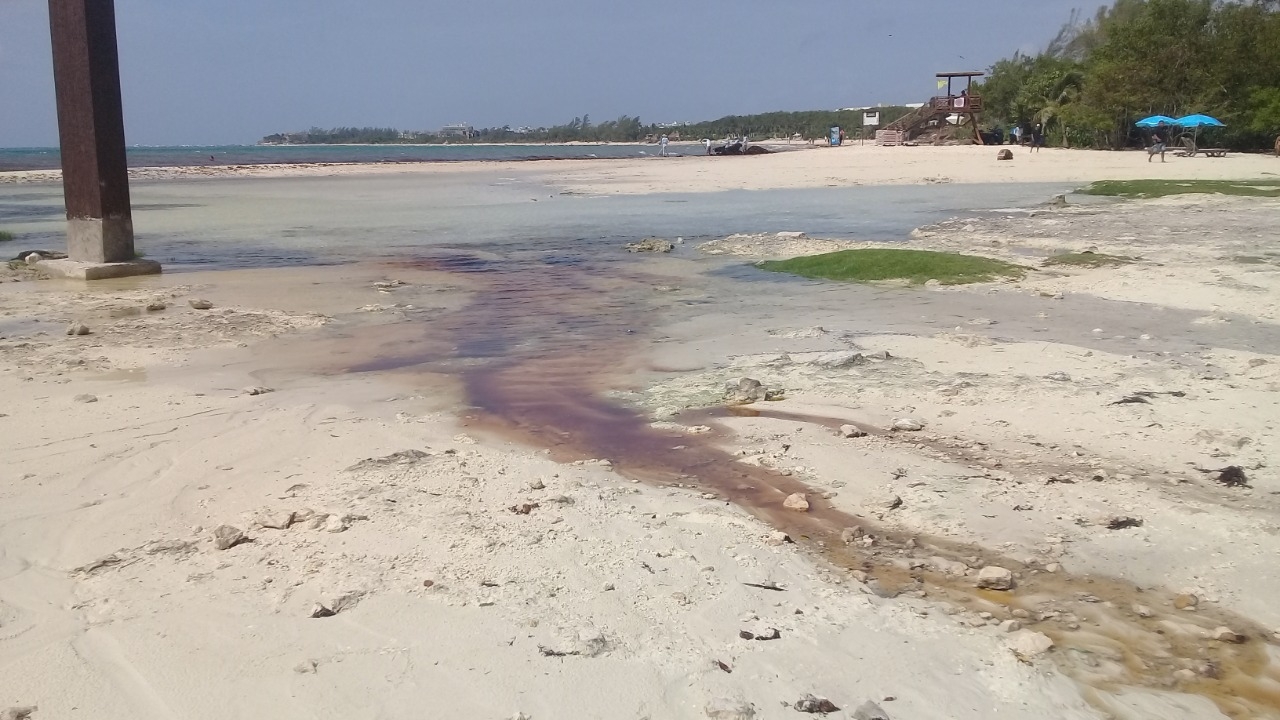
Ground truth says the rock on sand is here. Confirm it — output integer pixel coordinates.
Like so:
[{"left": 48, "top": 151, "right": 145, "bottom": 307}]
[{"left": 976, "top": 566, "right": 1015, "bottom": 590}]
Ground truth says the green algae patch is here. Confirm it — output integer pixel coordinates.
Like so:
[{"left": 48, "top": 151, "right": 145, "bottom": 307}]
[
  {"left": 1081, "top": 180, "right": 1280, "bottom": 199},
  {"left": 1043, "top": 252, "right": 1133, "bottom": 268},
  {"left": 759, "top": 248, "right": 1025, "bottom": 286}
]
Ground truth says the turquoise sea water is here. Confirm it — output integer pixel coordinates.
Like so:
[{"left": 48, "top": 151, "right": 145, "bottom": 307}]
[{"left": 0, "top": 144, "right": 687, "bottom": 172}]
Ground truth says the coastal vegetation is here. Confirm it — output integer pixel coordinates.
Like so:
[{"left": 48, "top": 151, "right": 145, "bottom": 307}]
[
  {"left": 0, "top": 230, "right": 13, "bottom": 243},
  {"left": 759, "top": 249, "right": 1025, "bottom": 285},
  {"left": 259, "top": 108, "right": 912, "bottom": 146},
  {"left": 1082, "top": 179, "right": 1280, "bottom": 197},
  {"left": 977, "top": 0, "right": 1280, "bottom": 150}
]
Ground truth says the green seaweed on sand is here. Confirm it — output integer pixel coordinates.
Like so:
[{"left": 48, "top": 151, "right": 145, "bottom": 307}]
[
  {"left": 1043, "top": 252, "right": 1133, "bottom": 268},
  {"left": 1081, "top": 179, "right": 1280, "bottom": 199},
  {"left": 759, "top": 248, "right": 1025, "bottom": 285}
]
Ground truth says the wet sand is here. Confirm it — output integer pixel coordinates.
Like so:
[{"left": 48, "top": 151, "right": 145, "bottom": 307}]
[{"left": 1, "top": 156, "right": 1279, "bottom": 719}]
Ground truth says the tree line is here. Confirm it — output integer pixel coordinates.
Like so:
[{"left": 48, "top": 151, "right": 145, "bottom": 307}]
[
  {"left": 976, "top": 0, "right": 1280, "bottom": 149},
  {"left": 258, "top": 108, "right": 914, "bottom": 146}
]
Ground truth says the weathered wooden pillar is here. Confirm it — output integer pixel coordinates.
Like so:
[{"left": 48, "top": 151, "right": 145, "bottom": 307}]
[{"left": 47, "top": 0, "right": 135, "bottom": 264}]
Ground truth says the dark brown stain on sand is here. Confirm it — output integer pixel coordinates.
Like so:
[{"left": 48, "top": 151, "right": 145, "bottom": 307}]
[{"left": 352, "top": 253, "right": 1280, "bottom": 719}]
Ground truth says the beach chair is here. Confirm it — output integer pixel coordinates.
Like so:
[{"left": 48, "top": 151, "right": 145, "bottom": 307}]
[{"left": 1175, "top": 137, "right": 1197, "bottom": 157}]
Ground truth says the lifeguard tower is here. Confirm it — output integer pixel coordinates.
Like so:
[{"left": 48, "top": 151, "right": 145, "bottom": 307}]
[{"left": 877, "top": 71, "right": 986, "bottom": 146}]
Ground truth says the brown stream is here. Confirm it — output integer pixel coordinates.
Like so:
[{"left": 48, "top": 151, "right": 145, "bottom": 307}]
[{"left": 351, "top": 253, "right": 1280, "bottom": 719}]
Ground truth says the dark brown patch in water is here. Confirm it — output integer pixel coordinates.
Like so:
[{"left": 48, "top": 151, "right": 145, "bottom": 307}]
[{"left": 362, "top": 253, "right": 1280, "bottom": 718}]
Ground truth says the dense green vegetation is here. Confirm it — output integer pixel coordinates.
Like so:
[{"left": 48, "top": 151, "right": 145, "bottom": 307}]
[
  {"left": 1082, "top": 179, "right": 1280, "bottom": 197},
  {"left": 1043, "top": 252, "right": 1134, "bottom": 267},
  {"left": 259, "top": 108, "right": 912, "bottom": 146},
  {"left": 978, "top": 0, "right": 1280, "bottom": 150},
  {"left": 759, "top": 249, "right": 1026, "bottom": 286}
]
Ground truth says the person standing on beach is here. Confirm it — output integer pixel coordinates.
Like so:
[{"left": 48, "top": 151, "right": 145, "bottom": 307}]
[
  {"left": 1010, "top": 125, "right": 1022, "bottom": 145},
  {"left": 703, "top": 138, "right": 712, "bottom": 155},
  {"left": 659, "top": 134, "right": 669, "bottom": 157},
  {"left": 1148, "top": 122, "right": 1167, "bottom": 163},
  {"left": 1031, "top": 123, "right": 1045, "bottom": 152}
]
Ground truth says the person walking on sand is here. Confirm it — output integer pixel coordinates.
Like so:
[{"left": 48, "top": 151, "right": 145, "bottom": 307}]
[
  {"left": 659, "top": 134, "right": 669, "bottom": 157},
  {"left": 1148, "top": 122, "right": 1168, "bottom": 163},
  {"left": 1031, "top": 123, "right": 1045, "bottom": 152}
]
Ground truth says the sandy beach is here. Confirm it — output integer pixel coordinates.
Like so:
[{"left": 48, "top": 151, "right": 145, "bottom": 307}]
[
  {"left": 4, "top": 142, "right": 1279, "bottom": 191},
  {"left": 2, "top": 147, "right": 1279, "bottom": 720}
]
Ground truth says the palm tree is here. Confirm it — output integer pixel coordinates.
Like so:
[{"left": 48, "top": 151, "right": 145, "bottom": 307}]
[{"left": 1035, "top": 70, "right": 1085, "bottom": 145}]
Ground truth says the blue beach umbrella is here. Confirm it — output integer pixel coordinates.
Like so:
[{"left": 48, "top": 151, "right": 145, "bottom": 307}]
[
  {"left": 1174, "top": 114, "right": 1225, "bottom": 128},
  {"left": 1174, "top": 114, "right": 1226, "bottom": 150},
  {"left": 1135, "top": 115, "right": 1177, "bottom": 128}
]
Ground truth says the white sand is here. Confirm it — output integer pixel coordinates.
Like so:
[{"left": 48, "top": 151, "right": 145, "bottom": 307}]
[
  {"left": 3, "top": 150, "right": 1279, "bottom": 719},
  {"left": 4, "top": 143, "right": 1279, "bottom": 193}
]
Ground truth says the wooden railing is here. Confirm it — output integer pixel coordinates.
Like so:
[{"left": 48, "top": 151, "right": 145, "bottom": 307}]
[{"left": 932, "top": 95, "right": 984, "bottom": 112}]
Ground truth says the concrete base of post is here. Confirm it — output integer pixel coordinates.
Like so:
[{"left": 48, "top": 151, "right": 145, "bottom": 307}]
[
  {"left": 67, "top": 217, "right": 136, "bottom": 263},
  {"left": 36, "top": 257, "right": 161, "bottom": 280}
]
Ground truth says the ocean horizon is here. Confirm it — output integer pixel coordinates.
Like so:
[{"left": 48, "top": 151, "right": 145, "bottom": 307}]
[{"left": 0, "top": 142, "right": 700, "bottom": 172}]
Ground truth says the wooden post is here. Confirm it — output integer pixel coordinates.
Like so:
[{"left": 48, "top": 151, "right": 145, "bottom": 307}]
[{"left": 47, "top": 0, "right": 135, "bottom": 264}]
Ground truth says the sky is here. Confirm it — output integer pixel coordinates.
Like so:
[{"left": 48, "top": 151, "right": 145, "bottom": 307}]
[{"left": 0, "top": 0, "right": 1099, "bottom": 147}]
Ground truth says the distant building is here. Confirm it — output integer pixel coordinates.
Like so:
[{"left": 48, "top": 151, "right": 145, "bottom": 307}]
[{"left": 440, "top": 123, "right": 475, "bottom": 138}]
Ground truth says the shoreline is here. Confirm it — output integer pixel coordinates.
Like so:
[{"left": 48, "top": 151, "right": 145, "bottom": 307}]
[
  {"left": 5, "top": 144, "right": 1278, "bottom": 194},
  {"left": 2, "top": 160, "right": 1279, "bottom": 718}
]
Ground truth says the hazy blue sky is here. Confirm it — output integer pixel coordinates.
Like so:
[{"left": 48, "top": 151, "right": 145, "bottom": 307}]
[{"left": 1, "top": 0, "right": 1096, "bottom": 146}]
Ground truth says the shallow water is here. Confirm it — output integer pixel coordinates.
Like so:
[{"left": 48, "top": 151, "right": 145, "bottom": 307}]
[{"left": 0, "top": 173, "right": 1070, "bottom": 268}]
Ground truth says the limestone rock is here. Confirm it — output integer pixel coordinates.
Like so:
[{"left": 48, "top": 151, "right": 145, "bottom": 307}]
[
  {"left": 65, "top": 323, "right": 90, "bottom": 336},
  {"left": 812, "top": 351, "right": 866, "bottom": 369},
  {"left": 1008, "top": 630, "right": 1054, "bottom": 660},
  {"left": 724, "top": 377, "right": 768, "bottom": 405},
  {"left": 309, "top": 603, "right": 336, "bottom": 618},
  {"left": 976, "top": 566, "right": 1015, "bottom": 590},
  {"left": 1213, "top": 626, "right": 1245, "bottom": 644},
  {"left": 253, "top": 511, "right": 295, "bottom": 530},
  {"left": 794, "top": 694, "right": 840, "bottom": 713},
  {"left": 765, "top": 531, "right": 793, "bottom": 545},
  {"left": 73, "top": 394, "right": 98, "bottom": 404},
  {"left": 997, "top": 149, "right": 1013, "bottom": 161},
  {"left": 1044, "top": 371, "right": 1071, "bottom": 382},
  {"left": 0, "top": 707, "right": 37, "bottom": 720},
  {"left": 891, "top": 418, "right": 925, "bottom": 432},
  {"left": 212, "top": 524, "right": 246, "bottom": 550},
  {"left": 704, "top": 697, "right": 755, "bottom": 719},
  {"left": 874, "top": 493, "right": 904, "bottom": 511},
  {"left": 146, "top": 301, "right": 167, "bottom": 312},
  {"left": 1174, "top": 593, "right": 1199, "bottom": 610},
  {"left": 776, "top": 231, "right": 807, "bottom": 239},
  {"left": 624, "top": 238, "right": 674, "bottom": 253},
  {"left": 244, "top": 386, "right": 274, "bottom": 396},
  {"left": 188, "top": 298, "right": 214, "bottom": 310},
  {"left": 840, "top": 527, "right": 864, "bottom": 544},
  {"left": 783, "top": 493, "right": 810, "bottom": 512},
  {"left": 1133, "top": 604, "right": 1154, "bottom": 618},
  {"left": 999, "top": 619, "right": 1022, "bottom": 633},
  {"left": 839, "top": 424, "right": 868, "bottom": 438},
  {"left": 852, "top": 700, "right": 891, "bottom": 720}
]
